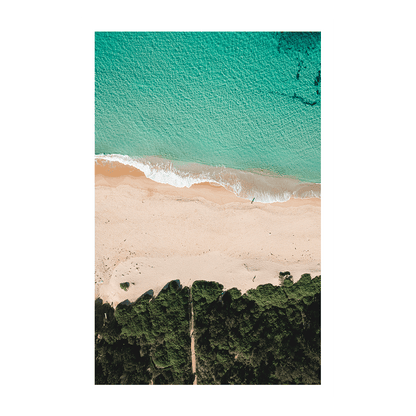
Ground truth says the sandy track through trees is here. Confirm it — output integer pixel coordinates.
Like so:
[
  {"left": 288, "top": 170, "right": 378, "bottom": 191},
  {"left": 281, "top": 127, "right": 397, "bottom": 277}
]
[{"left": 190, "top": 287, "right": 197, "bottom": 385}]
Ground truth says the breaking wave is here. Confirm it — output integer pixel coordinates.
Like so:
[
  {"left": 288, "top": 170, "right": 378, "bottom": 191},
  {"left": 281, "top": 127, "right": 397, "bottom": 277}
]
[{"left": 95, "top": 154, "right": 320, "bottom": 203}]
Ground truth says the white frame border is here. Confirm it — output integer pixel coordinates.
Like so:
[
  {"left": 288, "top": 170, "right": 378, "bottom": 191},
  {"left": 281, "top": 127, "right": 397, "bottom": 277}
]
[{"left": 80, "top": 15, "right": 339, "bottom": 403}]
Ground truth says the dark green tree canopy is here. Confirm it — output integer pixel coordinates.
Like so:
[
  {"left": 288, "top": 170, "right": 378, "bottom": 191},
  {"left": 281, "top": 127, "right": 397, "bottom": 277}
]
[{"left": 95, "top": 274, "right": 321, "bottom": 385}]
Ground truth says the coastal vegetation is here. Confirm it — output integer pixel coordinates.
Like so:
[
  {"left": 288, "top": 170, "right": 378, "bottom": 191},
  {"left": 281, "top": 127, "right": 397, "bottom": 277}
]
[
  {"left": 95, "top": 280, "right": 192, "bottom": 384},
  {"left": 192, "top": 273, "right": 321, "bottom": 384},
  {"left": 95, "top": 273, "right": 321, "bottom": 385}
]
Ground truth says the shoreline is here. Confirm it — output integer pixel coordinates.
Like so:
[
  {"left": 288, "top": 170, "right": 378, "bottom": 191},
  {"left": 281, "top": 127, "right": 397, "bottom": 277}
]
[
  {"left": 95, "top": 154, "right": 321, "bottom": 203},
  {"left": 95, "top": 158, "right": 321, "bottom": 208},
  {"left": 95, "top": 159, "right": 321, "bottom": 307}
]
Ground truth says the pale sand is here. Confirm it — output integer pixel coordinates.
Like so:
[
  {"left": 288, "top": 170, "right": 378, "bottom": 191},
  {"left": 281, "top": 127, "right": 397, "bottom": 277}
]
[{"left": 95, "top": 160, "right": 321, "bottom": 307}]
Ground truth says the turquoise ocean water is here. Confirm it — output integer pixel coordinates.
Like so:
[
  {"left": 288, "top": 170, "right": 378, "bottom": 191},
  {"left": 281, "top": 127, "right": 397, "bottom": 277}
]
[{"left": 95, "top": 32, "right": 321, "bottom": 202}]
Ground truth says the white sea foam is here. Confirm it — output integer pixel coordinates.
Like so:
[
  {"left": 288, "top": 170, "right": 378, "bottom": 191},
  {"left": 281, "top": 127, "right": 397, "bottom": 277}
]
[{"left": 95, "top": 154, "right": 321, "bottom": 203}]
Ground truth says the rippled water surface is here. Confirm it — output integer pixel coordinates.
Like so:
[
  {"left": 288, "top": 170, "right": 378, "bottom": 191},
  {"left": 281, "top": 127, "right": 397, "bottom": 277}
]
[{"left": 95, "top": 32, "right": 321, "bottom": 193}]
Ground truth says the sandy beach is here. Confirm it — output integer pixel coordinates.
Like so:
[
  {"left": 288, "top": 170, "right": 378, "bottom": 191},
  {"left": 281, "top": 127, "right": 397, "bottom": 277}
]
[{"left": 95, "top": 160, "right": 321, "bottom": 307}]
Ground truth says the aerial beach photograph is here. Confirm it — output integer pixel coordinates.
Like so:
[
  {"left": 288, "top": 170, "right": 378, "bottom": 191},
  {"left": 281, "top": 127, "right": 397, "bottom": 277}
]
[{"left": 95, "top": 31, "right": 321, "bottom": 384}]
